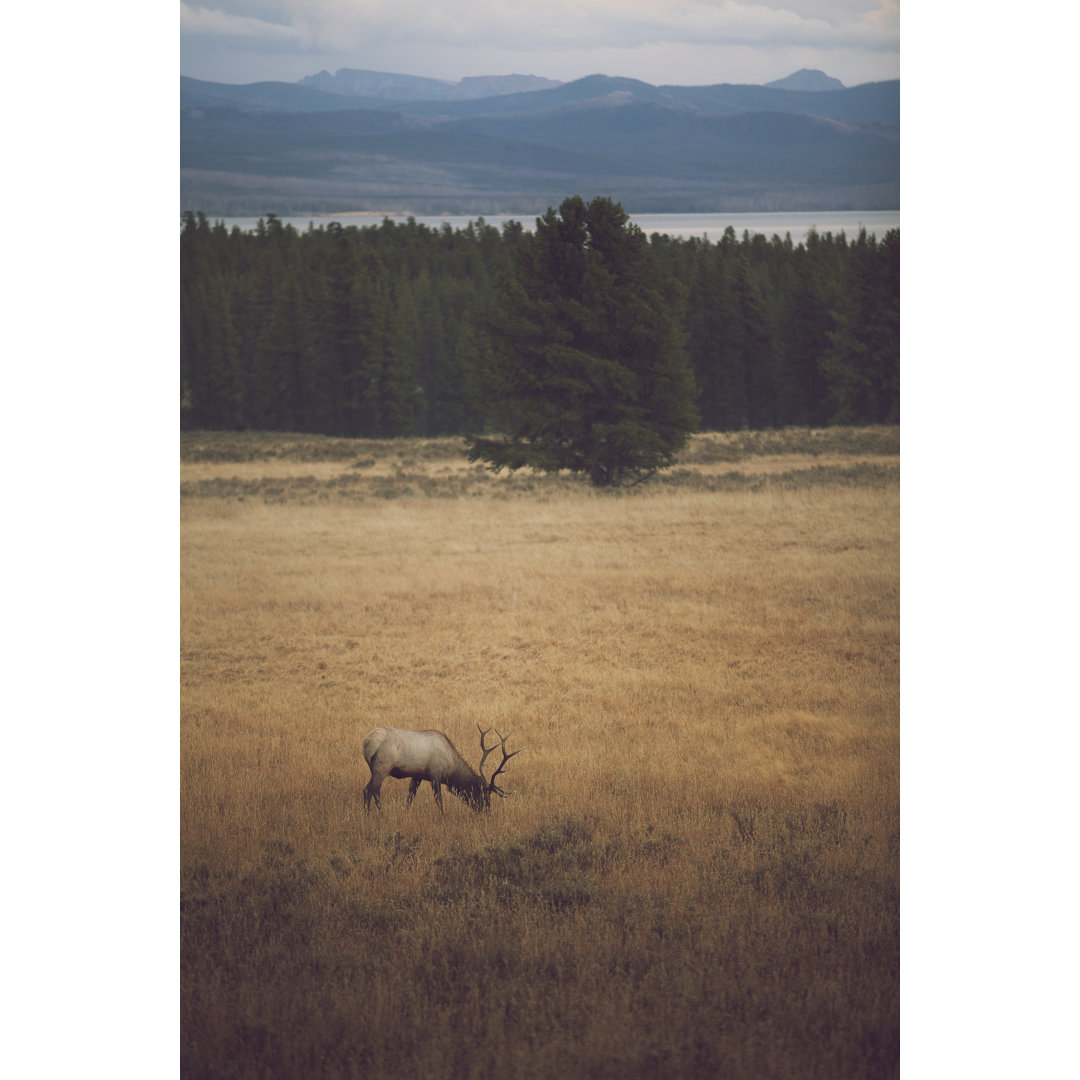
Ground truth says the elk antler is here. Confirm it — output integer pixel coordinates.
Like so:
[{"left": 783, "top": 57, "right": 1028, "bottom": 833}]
[{"left": 477, "top": 725, "right": 525, "bottom": 798}]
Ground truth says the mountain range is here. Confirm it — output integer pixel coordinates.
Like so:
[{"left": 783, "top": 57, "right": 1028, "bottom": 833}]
[{"left": 180, "top": 68, "right": 899, "bottom": 216}]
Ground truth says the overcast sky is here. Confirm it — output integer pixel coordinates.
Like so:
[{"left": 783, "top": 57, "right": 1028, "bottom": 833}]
[{"left": 180, "top": 0, "right": 899, "bottom": 88}]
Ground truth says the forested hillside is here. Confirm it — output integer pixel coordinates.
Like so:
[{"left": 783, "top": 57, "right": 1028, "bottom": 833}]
[{"left": 180, "top": 211, "right": 898, "bottom": 436}]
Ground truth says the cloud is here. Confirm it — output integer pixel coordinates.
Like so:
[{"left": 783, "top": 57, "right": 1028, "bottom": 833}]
[
  {"left": 180, "top": 1, "right": 899, "bottom": 55},
  {"left": 180, "top": 2, "right": 303, "bottom": 42}
]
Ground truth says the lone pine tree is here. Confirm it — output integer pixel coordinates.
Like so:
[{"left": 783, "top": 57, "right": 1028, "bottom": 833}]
[{"left": 464, "top": 196, "right": 699, "bottom": 487}]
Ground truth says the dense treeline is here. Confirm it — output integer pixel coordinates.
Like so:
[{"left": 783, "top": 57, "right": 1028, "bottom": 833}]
[{"left": 180, "top": 210, "right": 898, "bottom": 436}]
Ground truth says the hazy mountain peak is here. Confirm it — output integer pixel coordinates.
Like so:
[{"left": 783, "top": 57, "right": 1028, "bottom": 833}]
[
  {"left": 765, "top": 69, "right": 845, "bottom": 92},
  {"left": 455, "top": 74, "right": 563, "bottom": 98}
]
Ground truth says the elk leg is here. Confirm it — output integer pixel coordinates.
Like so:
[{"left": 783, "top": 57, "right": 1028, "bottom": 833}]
[
  {"left": 405, "top": 777, "right": 422, "bottom": 809},
  {"left": 363, "top": 777, "right": 381, "bottom": 811},
  {"left": 363, "top": 763, "right": 390, "bottom": 811},
  {"left": 431, "top": 779, "right": 444, "bottom": 814}
]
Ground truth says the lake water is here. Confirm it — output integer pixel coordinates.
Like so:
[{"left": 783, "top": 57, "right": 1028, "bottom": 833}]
[{"left": 203, "top": 210, "right": 900, "bottom": 245}]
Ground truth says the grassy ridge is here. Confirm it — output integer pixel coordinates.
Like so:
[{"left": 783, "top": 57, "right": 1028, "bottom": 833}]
[{"left": 181, "top": 429, "right": 899, "bottom": 1078}]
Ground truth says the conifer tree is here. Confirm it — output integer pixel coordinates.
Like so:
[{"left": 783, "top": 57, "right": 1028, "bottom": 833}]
[
  {"left": 821, "top": 229, "right": 900, "bottom": 424},
  {"left": 465, "top": 196, "right": 698, "bottom": 486}
]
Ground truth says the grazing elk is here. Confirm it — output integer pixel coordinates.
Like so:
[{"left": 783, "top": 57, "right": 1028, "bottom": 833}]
[{"left": 362, "top": 725, "right": 523, "bottom": 813}]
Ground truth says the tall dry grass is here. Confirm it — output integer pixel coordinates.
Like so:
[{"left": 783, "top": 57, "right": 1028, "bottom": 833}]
[{"left": 181, "top": 430, "right": 899, "bottom": 1079}]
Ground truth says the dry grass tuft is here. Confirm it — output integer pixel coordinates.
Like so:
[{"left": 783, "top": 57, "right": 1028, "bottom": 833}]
[{"left": 181, "top": 428, "right": 899, "bottom": 1079}]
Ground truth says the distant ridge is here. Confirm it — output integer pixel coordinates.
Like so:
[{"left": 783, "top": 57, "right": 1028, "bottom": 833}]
[
  {"left": 298, "top": 69, "right": 563, "bottom": 101},
  {"left": 180, "top": 75, "right": 373, "bottom": 112},
  {"left": 765, "top": 69, "right": 845, "bottom": 92}
]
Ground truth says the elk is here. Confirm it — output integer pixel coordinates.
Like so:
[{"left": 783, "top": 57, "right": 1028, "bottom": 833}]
[{"left": 362, "top": 725, "right": 523, "bottom": 813}]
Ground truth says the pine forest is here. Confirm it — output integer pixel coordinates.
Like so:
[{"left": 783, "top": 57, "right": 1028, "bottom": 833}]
[{"left": 180, "top": 210, "right": 899, "bottom": 438}]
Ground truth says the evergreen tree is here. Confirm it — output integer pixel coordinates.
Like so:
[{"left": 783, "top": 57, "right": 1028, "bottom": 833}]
[
  {"left": 782, "top": 235, "right": 837, "bottom": 426},
  {"left": 351, "top": 250, "right": 416, "bottom": 437},
  {"left": 731, "top": 253, "right": 777, "bottom": 429},
  {"left": 250, "top": 270, "right": 311, "bottom": 430},
  {"left": 180, "top": 212, "right": 244, "bottom": 429},
  {"left": 238, "top": 243, "right": 283, "bottom": 428},
  {"left": 821, "top": 230, "right": 900, "bottom": 423},
  {"left": 465, "top": 196, "right": 698, "bottom": 486},
  {"left": 685, "top": 242, "right": 730, "bottom": 430},
  {"left": 323, "top": 224, "right": 361, "bottom": 435}
]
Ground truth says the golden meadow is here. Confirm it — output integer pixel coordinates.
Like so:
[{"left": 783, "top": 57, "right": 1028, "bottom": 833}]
[{"left": 180, "top": 427, "right": 899, "bottom": 1079}]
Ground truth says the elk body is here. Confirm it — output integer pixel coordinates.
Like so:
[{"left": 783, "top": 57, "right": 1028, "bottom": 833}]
[{"left": 362, "top": 725, "right": 522, "bottom": 813}]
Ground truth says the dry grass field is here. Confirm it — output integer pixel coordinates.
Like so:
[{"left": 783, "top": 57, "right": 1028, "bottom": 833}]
[{"left": 181, "top": 427, "right": 899, "bottom": 1079}]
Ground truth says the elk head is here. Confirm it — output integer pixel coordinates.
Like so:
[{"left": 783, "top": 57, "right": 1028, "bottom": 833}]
[{"left": 474, "top": 725, "right": 524, "bottom": 810}]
